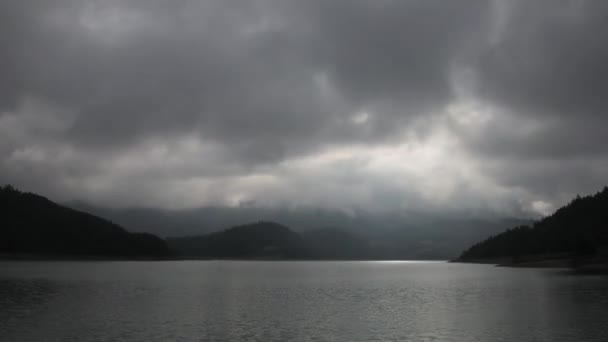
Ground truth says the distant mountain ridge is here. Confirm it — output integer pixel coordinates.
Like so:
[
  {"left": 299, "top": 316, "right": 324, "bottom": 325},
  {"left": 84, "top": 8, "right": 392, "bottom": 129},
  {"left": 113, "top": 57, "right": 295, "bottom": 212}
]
[
  {"left": 0, "top": 185, "right": 170, "bottom": 258},
  {"left": 168, "top": 223, "right": 362, "bottom": 259},
  {"left": 70, "top": 201, "right": 530, "bottom": 260},
  {"left": 168, "top": 222, "right": 307, "bottom": 259},
  {"left": 300, "top": 227, "right": 371, "bottom": 259},
  {"left": 168, "top": 223, "right": 380, "bottom": 260},
  {"left": 457, "top": 187, "right": 608, "bottom": 267},
  {"left": 168, "top": 221, "right": 536, "bottom": 260}
]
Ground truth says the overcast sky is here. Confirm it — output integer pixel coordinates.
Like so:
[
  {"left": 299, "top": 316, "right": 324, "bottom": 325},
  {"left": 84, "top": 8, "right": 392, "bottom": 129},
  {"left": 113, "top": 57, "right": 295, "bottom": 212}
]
[{"left": 1, "top": 0, "right": 607, "bottom": 216}]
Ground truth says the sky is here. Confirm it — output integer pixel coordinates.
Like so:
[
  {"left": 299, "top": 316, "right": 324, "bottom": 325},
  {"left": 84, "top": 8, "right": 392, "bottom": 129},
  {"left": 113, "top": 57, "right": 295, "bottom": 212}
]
[{"left": 1, "top": 0, "right": 607, "bottom": 217}]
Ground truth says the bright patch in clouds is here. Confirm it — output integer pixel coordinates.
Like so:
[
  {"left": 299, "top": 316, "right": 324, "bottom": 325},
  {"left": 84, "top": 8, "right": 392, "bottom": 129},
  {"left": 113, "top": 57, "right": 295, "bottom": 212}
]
[
  {"left": 530, "top": 200, "right": 555, "bottom": 216},
  {"left": 2, "top": 0, "right": 607, "bottom": 218},
  {"left": 351, "top": 111, "right": 370, "bottom": 125}
]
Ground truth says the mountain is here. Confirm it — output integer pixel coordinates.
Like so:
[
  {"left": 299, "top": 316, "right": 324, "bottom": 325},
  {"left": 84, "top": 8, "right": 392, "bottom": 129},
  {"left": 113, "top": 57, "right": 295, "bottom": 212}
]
[
  {"left": 167, "top": 221, "right": 530, "bottom": 260},
  {"left": 168, "top": 224, "right": 372, "bottom": 260},
  {"left": 167, "top": 222, "right": 307, "bottom": 259},
  {"left": 300, "top": 227, "right": 371, "bottom": 259},
  {"left": 0, "top": 185, "right": 170, "bottom": 258},
  {"left": 69, "top": 202, "right": 529, "bottom": 259},
  {"left": 457, "top": 187, "right": 608, "bottom": 267}
]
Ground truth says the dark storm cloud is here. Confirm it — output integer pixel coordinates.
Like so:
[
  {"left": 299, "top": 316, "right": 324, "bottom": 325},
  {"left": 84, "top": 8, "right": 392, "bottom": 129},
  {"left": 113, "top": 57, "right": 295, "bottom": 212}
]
[
  {"left": 480, "top": 1, "right": 608, "bottom": 116},
  {"left": 0, "top": 0, "right": 488, "bottom": 154},
  {"left": 474, "top": 0, "right": 608, "bottom": 158},
  {"left": 1, "top": 0, "right": 607, "bottom": 213},
  {"left": 452, "top": 0, "right": 608, "bottom": 201},
  {"left": 301, "top": 1, "right": 487, "bottom": 103}
]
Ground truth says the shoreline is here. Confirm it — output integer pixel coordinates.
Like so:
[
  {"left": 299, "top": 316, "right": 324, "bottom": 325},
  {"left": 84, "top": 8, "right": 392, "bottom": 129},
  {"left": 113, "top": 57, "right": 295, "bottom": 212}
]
[
  {"left": 453, "top": 256, "right": 608, "bottom": 274},
  {"left": 0, "top": 253, "right": 449, "bottom": 262}
]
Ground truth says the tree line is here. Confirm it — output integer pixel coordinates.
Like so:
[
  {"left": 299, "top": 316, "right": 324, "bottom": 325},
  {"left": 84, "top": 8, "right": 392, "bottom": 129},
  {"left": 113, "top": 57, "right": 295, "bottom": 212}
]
[{"left": 458, "top": 187, "right": 608, "bottom": 262}]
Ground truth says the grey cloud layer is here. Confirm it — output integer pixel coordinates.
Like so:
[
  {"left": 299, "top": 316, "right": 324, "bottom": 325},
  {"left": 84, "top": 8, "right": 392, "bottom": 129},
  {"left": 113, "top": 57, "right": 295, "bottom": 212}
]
[{"left": 1, "top": 0, "right": 607, "bottom": 213}]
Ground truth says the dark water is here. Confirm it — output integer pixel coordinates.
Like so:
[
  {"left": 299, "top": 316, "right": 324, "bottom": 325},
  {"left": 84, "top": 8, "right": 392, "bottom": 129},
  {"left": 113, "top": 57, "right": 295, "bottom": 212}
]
[{"left": 1, "top": 261, "right": 608, "bottom": 342}]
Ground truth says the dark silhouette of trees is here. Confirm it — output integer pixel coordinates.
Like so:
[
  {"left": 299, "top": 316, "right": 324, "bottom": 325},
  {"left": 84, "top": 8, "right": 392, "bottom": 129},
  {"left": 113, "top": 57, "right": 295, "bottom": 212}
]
[
  {"left": 458, "top": 187, "right": 608, "bottom": 261},
  {"left": 168, "top": 224, "right": 428, "bottom": 260},
  {"left": 168, "top": 221, "right": 308, "bottom": 259},
  {"left": 0, "top": 185, "right": 170, "bottom": 257},
  {"left": 168, "top": 223, "right": 387, "bottom": 260}
]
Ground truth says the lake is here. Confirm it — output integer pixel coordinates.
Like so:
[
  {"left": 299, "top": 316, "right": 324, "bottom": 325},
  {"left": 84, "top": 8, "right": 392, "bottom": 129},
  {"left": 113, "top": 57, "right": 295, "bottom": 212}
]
[{"left": 1, "top": 261, "right": 608, "bottom": 342}]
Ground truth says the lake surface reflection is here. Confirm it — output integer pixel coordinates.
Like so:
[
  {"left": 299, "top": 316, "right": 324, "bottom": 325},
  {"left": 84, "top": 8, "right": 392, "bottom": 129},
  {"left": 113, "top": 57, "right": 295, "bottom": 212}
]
[{"left": 1, "top": 261, "right": 608, "bottom": 342}]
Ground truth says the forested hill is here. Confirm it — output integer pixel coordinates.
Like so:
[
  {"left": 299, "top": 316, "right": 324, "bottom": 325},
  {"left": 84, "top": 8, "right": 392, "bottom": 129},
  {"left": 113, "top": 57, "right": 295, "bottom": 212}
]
[
  {"left": 458, "top": 187, "right": 608, "bottom": 263},
  {"left": 0, "top": 185, "right": 170, "bottom": 258},
  {"left": 167, "top": 222, "right": 308, "bottom": 259},
  {"left": 167, "top": 223, "right": 380, "bottom": 260}
]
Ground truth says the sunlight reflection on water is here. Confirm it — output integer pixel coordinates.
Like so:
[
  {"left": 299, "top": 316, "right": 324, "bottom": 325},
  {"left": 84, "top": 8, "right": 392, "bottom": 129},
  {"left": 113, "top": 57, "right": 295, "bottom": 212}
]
[{"left": 1, "top": 261, "right": 608, "bottom": 342}]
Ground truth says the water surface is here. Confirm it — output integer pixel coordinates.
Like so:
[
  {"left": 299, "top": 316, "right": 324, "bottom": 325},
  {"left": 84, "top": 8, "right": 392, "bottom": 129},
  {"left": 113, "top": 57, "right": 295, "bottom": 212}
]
[{"left": 1, "top": 261, "right": 608, "bottom": 341}]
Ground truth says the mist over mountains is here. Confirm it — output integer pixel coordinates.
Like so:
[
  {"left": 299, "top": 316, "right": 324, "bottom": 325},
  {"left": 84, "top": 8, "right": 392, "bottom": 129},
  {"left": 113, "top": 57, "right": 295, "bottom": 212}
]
[{"left": 69, "top": 201, "right": 530, "bottom": 259}]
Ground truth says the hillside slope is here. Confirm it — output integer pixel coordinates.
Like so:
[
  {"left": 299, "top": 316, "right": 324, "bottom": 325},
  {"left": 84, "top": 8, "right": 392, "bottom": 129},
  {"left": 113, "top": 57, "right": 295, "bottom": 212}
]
[
  {"left": 0, "top": 185, "right": 170, "bottom": 258},
  {"left": 167, "top": 222, "right": 308, "bottom": 259},
  {"left": 458, "top": 187, "right": 608, "bottom": 266}
]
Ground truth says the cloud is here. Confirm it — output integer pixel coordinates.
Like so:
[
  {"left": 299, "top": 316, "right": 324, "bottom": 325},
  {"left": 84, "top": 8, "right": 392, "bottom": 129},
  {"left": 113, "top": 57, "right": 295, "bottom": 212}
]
[{"left": 1, "top": 0, "right": 607, "bottom": 217}]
